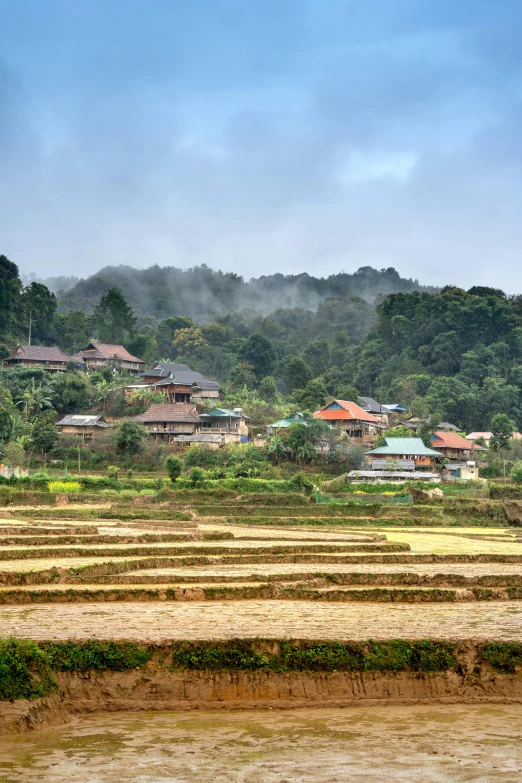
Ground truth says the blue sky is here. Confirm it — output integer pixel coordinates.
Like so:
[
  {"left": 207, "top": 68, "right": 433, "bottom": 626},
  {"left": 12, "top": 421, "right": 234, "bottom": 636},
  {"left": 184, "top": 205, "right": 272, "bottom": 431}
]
[{"left": 1, "top": 0, "right": 522, "bottom": 289}]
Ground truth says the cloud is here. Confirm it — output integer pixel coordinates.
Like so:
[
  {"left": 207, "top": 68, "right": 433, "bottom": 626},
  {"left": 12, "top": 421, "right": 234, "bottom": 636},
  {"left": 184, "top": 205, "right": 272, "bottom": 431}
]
[{"left": 0, "top": 0, "right": 522, "bottom": 292}]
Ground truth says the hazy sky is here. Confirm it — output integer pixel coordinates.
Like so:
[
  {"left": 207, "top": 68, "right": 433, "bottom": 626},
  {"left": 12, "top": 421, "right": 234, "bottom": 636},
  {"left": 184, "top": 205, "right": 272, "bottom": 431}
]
[{"left": 1, "top": 0, "right": 522, "bottom": 290}]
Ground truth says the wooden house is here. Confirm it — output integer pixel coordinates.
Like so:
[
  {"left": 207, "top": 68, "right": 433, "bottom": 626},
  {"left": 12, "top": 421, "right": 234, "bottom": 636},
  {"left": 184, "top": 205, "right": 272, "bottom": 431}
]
[
  {"left": 141, "top": 362, "right": 220, "bottom": 402},
  {"left": 73, "top": 343, "right": 144, "bottom": 374},
  {"left": 132, "top": 403, "right": 200, "bottom": 442},
  {"left": 313, "top": 400, "right": 384, "bottom": 445},
  {"left": 430, "top": 431, "right": 486, "bottom": 461},
  {"left": 56, "top": 414, "right": 112, "bottom": 440},
  {"left": 365, "top": 437, "right": 442, "bottom": 469},
  {"left": 5, "top": 345, "right": 72, "bottom": 372}
]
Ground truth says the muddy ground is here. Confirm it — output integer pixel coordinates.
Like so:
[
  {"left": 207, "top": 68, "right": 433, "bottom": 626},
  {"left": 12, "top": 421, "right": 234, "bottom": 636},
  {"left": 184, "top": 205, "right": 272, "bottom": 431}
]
[{"left": 1, "top": 705, "right": 522, "bottom": 782}]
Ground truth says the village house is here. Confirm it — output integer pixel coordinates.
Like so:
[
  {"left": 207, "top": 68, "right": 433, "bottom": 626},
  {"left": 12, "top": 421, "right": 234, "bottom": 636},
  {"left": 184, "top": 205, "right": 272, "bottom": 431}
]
[
  {"left": 365, "top": 437, "right": 442, "bottom": 469},
  {"left": 467, "top": 431, "right": 522, "bottom": 447},
  {"left": 430, "top": 431, "right": 486, "bottom": 461},
  {"left": 73, "top": 343, "right": 144, "bottom": 374},
  {"left": 132, "top": 403, "right": 201, "bottom": 442},
  {"left": 404, "top": 418, "right": 460, "bottom": 433},
  {"left": 5, "top": 345, "right": 72, "bottom": 372},
  {"left": 313, "top": 400, "right": 384, "bottom": 445},
  {"left": 56, "top": 414, "right": 112, "bottom": 440},
  {"left": 199, "top": 408, "right": 249, "bottom": 444},
  {"left": 358, "top": 398, "right": 390, "bottom": 425},
  {"left": 266, "top": 412, "right": 305, "bottom": 436},
  {"left": 131, "top": 403, "right": 247, "bottom": 445},
  {"left": 140, "top": 362, "right": 221, "bottom": 402}
]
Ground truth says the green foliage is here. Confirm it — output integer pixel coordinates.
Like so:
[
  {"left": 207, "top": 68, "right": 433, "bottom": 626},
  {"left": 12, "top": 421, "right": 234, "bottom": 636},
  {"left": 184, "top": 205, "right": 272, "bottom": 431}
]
[
  {"left": 45, "top": 641, "right": 150, "bottom": 672},
  {"left": 107, "top": 465, "right": 119, "bottom": 479},
  {"left": 113, "top": 420, "right": 147, "bottom": 454},
  {"left": 164, "top": 455, "right": 183, "bottom": 481},
  {"left": 32, "top": 411, "right": 58, "bottom": 455},
  {"left": 20, "top": 282, "right": 57, "bottom": 342},
  {"left": 0, "top": 639, "right": 56, "bottom": 701},
  {"left": 170, "top": 639, "right": 456, "bottom": 673},
  {"left": 510, "top": 461, "right": 522, "bottom": 485},
  {"left": 4, "top": 441, "right": 25, "bottom": 467},
  {"left": 480, "top": 643, "right": 522, "bottom": 674},
  {"left": 94, "top": 288, "right": 136, "bottom": 344},
  {"left": 283, "top": 355, "right": 312, "bottom": 393},
  {"left": 51, "top": 372, "right": 91, "bottom": 413},
  {"left": 0, "top": 255, "right": 22, "bottom": 336},
  {"left": 258, "top": 375, "right": 278, "bottom": 402},
  {"left": 238, "top": 333, "right": 276, "bottom": 380},
  {"left": 188, "top": 466, "right": 206, "bottom": 486},
  {"left": 292, "top": 379, "right": 328, "bottom": 411},
  {"left": 490, "top": 413, "right": 515, "bottom": 450}
]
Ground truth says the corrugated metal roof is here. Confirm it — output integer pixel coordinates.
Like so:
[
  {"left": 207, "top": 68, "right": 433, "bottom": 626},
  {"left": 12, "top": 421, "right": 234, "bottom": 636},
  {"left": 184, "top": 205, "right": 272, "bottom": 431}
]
[
  {"left": 365, "top": 437, "right": 442, "bottom": 457},
  {"left": 57, "top": 415, "right": 111, "bottom": 428}
]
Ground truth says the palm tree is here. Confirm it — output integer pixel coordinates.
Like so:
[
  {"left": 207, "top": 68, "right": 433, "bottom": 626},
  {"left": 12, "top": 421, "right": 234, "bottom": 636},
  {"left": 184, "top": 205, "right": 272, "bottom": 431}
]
[
  {"left": 17, "top": 379, "right": 53, "bottom": 419},
  {"left": 265, "top": 434, "right": 285, "bottom": 465}
]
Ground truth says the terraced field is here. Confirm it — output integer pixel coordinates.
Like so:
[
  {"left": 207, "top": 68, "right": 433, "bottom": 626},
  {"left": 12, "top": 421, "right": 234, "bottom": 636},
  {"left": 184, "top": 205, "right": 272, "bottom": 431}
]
[
  {"left": 1, "top": 498, "right": 522, "bottom": 619},
  {"left": 3, "top": 494, "right": 522, "bottom": 733}
]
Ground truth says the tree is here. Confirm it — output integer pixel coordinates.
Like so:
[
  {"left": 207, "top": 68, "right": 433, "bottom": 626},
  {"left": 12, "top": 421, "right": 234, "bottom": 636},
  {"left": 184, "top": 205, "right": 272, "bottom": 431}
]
[
  {"left": 32, "top": 412, "right": 58, "bottom": 461},
  {"left": 282, "top": 356, "right": 312, "bottom": 393},
  {"left": 0, "top": 387, "right": 15, "bottom": 443},
  {"left": 94, "top": 289, "right": 136, "bottom": 343},
  {"left": 418, "top": 413, "right": 442, "bottom": 448},
  {"left": 20, "top": 283, "right": 57, "bottom": 343},
  {"left": 113, "top": 420, "right": 147, "bottom": 455},
  {"left": 510, "top": 461, "right": 522, "bottom": 484},
  {"left": 258, "top": 375, "right": 278, "bottom": 402},
  {"left": 335, "top": 384, "right": 360, "bottom": 403},
  {"left": 0, "top": 344, "right": 10, "bottom": 361},
  {"left": 51, "top": 372, "right": 91, "bottom": 413},
  {"left": 303, "top": 339, "right": 330, "bottom": 377},
  {"left": 165, "top": 455, "right": 183, "bottom": 482},
  {"left": 188, "top": 466, "right": 206, "bottom": 486},
  {"left": 3, "top": 441, "right": 24, "bottom": 468},
  {"left": 157, "top": 317, "right": 195, "bottom": 356},
  {"left": 171, "top": 327, "right": 205, "bottom": 357},
  {"left": 490, "top": 413, "right": 515, "bottom": 451},
  {"left": 238, "top": 333, "right": 276, "bottom": 381},
  {"left": 265, "top": 434, "right": 285, "bottom": 465},
  {"left": 17, "top": 378, "right": 53, "bottom": 419},
  {"left": 292, "top": 379, "right": 328, "bottom": 411},
  {"left": 0, "top": 255, "right": 22, "bottom": 337},
  {"left": 228, "top": 362, "right": 256, "bottom": 391}
]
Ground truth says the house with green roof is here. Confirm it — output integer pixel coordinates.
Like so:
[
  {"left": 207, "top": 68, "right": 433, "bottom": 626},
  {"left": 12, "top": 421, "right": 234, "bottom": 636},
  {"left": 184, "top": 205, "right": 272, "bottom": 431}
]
[
  {"left": 199, "top": 408, "right": 249, "bottom": 443},
  {"left": 365, "top": 437, "right": 443, "bottom": 469}
]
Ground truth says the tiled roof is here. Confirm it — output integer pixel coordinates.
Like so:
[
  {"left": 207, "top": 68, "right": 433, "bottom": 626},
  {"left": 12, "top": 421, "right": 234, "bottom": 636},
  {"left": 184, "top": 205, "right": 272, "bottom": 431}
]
[
  {"left": 80, "top": 343, "right": 144, "bottom": 363},
  {"left": 432, "top": 431, "right": 484, "bottom": 450},
  {"left": 132, "top": 404, "right": 200, "bottom": 424},
  {"left": 6, "top": 345, "right": 71, "bottom": 363},
  {"left": 365, "top": 437, "right": 443, "bottom": 457},
  {"left": 314, "top": 400, "right": 380, "bottom": 423},
  {"left": 144, "top": 362, "right": 221, "bottom": 391}
]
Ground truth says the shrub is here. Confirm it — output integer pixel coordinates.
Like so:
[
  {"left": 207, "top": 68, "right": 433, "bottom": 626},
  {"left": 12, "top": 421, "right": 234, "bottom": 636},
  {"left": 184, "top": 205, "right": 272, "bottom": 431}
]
[
  {"left": 0, "top": 639, "right": 57, "bottom": 701},
  {"left": 48, "top": 481, "right": 81, "bottom": 494},
  {"left": 189, "top": 467, "right": 206, "bottom": 487},
  {"left": 107, "top": 465, "right": 119, "bottom": 480},
  {"left": 164, "top": 455, "right": 183, "bottom": 482},
  {"left": 510, "top": 461, "right": 522, "bottom": 485}
]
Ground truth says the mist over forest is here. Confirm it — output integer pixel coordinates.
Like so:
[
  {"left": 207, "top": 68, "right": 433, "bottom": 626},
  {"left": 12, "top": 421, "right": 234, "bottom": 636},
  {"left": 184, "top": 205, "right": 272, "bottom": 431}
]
[{"left": 32, "top": 264, "right": 438, "bottom": 322}]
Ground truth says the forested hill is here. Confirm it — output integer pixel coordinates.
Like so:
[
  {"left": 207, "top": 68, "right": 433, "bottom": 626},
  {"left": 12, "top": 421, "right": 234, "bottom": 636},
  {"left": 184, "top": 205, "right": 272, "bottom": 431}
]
[{"left": 53, "top": 264, "right": 438, "bottom": 320}]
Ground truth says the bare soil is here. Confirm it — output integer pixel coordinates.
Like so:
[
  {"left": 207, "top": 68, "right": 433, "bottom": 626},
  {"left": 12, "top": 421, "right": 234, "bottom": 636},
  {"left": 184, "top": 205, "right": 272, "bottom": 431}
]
[
  {"left": 3, "top": 599, "right": 522, "bottom": 640},
  {"left": 1, "top": 705, "right": 522, "bottom": 781}
]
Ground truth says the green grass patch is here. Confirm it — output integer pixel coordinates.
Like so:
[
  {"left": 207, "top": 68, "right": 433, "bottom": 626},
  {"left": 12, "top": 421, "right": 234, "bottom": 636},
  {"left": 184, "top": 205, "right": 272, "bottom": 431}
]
[
  {"left": 170, "top": 639, "right": 456, "bottom": 673},
  {"left": 479, "top": 643, "right": 522, "bottom": 673}
]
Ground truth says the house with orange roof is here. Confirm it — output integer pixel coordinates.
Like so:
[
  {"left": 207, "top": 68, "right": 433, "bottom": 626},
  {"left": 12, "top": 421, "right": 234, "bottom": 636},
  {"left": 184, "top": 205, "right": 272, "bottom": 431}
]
[
  {"left": 430, "top": 431, "right": 486, "bottom": 461},
  {"left": 313, "top": 400, "right": 385, "bottom": 445}
]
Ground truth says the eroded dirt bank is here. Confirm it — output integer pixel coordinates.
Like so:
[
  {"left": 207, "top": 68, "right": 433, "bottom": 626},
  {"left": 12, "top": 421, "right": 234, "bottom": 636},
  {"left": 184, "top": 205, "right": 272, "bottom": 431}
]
[{"left": 2, "top": 639, "right": 522, "bottom": 735}]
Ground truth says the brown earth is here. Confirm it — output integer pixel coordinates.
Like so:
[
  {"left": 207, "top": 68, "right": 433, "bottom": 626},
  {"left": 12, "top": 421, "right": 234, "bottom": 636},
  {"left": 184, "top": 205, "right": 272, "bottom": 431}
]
[{"left": 1, "top": 639, "right": 522, "bottom": 736}]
